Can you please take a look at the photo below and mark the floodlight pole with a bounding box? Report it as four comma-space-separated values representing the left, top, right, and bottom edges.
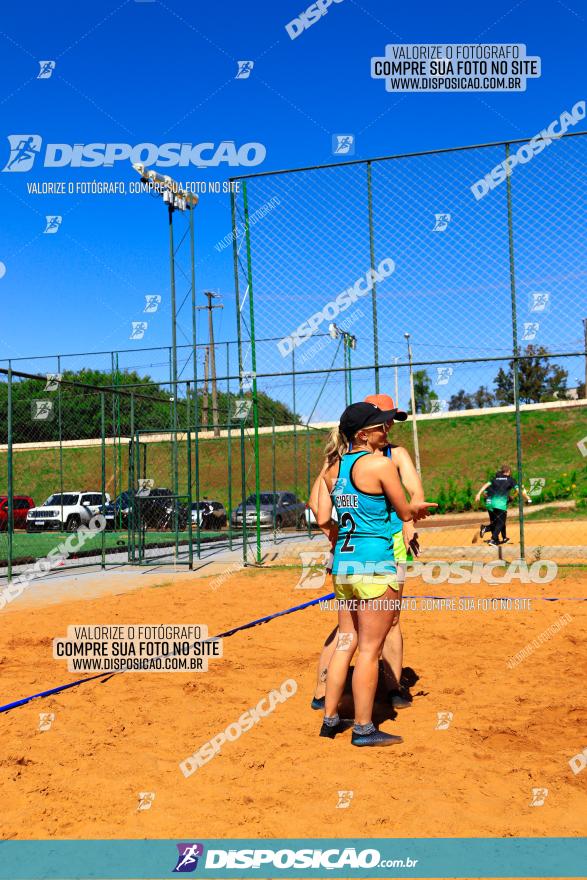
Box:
168, 203, 179, 499
405, 332, 421, 475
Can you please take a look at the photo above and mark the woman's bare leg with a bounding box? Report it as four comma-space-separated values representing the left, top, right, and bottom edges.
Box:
352, 596, 395, 726
324, 607, 358, 718
314, 626, 338, 700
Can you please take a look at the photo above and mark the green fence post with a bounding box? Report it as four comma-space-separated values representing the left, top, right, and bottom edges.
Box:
242, 180, 262, 564
367, 161, 380, 393
100, 392, 106, 571
292, 348, 298, 496
57, 355, 64, 535
187, 423, 193, 572
272, 417, 276, 542
128, 393, 135, 563
231, 189, 244, 389
7, 366, 13, 584
505, 142, 526, 560
239, 421, 247, 565
226, 341, 233, 551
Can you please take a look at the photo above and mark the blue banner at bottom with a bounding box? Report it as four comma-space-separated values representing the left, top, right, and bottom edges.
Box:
0, 838, 584, 879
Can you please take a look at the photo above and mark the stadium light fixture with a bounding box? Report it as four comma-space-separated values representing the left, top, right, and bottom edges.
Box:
131, 162, 200, 504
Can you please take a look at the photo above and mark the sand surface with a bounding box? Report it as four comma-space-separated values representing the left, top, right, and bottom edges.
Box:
0, 564, 585, 846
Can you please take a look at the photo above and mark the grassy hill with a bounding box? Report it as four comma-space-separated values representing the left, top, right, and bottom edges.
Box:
2, 405, 586, 514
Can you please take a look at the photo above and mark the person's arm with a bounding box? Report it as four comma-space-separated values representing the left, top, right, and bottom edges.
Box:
391, 447, 424, 554
475, 481, 491, 502
376, 459, 437, 522
315, 475, 336, 536
392, 447, 424, 502
308, 462, 327, 518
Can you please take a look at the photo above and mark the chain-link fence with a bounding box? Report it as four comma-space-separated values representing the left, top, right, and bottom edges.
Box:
230, 132, 587, 565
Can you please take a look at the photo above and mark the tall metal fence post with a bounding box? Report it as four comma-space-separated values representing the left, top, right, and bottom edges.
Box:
505, 142, 526, 560
57, 355, 64, 533
231, 189, 244, 390
240, 421, 247, 566
242, 180, 262, 564
128, 393, 135, 563
226, 342, 233, 551
7, 367, 13, 584
366, 161, 380, 393
187, 422, 193, 572
100, 392, 106, 570
292, 348, 298, 495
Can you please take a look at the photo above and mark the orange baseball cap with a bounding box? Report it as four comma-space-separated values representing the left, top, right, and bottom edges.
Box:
364, 393, 407, 420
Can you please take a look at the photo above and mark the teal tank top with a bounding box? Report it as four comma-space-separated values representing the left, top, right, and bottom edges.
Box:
348, 442, 403, 535
331, 450, 396, 579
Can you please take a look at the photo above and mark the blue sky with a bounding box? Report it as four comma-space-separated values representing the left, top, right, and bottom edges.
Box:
0, 0, 585, 416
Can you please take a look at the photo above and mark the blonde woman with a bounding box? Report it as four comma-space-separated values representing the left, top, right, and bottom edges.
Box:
310, 394, 424, 710
316, 402, 436, 746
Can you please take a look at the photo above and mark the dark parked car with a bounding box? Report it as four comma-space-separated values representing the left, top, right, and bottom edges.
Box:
231, 492, 306, 529
102, 488, 188, 531
191, 500, 227, 530
0, 495, 35, 530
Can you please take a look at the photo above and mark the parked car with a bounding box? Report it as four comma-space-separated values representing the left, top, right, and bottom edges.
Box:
26, 491, 110, 532
231, 492, 306, 529
0, 495, 35, 530
191, 500, 228, 530
102, 488, 188, 531
304, 501, 338, 529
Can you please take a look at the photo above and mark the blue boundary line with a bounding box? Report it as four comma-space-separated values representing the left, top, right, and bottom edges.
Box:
0, 592, 336, 715
0, 589, 584, 715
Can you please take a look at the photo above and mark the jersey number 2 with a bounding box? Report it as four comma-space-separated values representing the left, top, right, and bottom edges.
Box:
340, 512, 356, 553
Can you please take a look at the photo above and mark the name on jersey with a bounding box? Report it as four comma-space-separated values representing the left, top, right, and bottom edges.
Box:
335, 494, 358, 508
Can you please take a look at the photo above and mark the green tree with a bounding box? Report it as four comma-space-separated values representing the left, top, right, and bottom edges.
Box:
448, 389, 473, 410
493, 345, 569, 405
407, 370, 438, 414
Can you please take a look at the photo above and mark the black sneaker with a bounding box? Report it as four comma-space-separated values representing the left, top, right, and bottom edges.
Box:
319, 719, 353, 739
487, 539, 499, 546
311, 696, 325, 711
351, 728, 403, 747
500, 537, 510, 545
480, 524, 488, 537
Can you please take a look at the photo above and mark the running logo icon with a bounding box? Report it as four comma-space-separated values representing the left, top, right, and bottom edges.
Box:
332, 134, 355, 156
432, 213, 451, 232
44, 373, 62, 392
233, 398, 252, 420
137, 792, 155, 811
144, 294, 161, 313
173, 843, 204, 873
44, 216, 62, 234
435, 711, 453, 730
528, 477, 546, 497
130, 321, 148, 340
3, 135, 42, 172
236, 61, 254, 79
37, 60, 56, 79
523, 322, 539, 341
31, 400, 54, 421
436, 366, 453, 386
38, 712, 55, 731
297, 551, 329, 589
529, 787, 548, 807
530, 292, 550, 313
336, 790, 354, 809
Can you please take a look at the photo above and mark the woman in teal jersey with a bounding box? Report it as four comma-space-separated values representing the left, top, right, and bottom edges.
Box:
316, 402, 436, 747
310, 393, 423, 710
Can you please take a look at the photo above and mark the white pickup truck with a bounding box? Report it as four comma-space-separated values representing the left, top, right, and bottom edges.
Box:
26, 491, 110, 533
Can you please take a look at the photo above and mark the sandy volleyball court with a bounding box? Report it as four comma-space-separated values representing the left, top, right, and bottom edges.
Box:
0, 562, 585, 845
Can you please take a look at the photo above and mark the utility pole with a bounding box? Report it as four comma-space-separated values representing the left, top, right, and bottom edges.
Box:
202, 347, 209, 429
404, 332, 421, 475
196, 292, 223, 437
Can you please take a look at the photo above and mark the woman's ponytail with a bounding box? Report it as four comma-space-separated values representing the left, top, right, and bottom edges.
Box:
324, 426, 348, 468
